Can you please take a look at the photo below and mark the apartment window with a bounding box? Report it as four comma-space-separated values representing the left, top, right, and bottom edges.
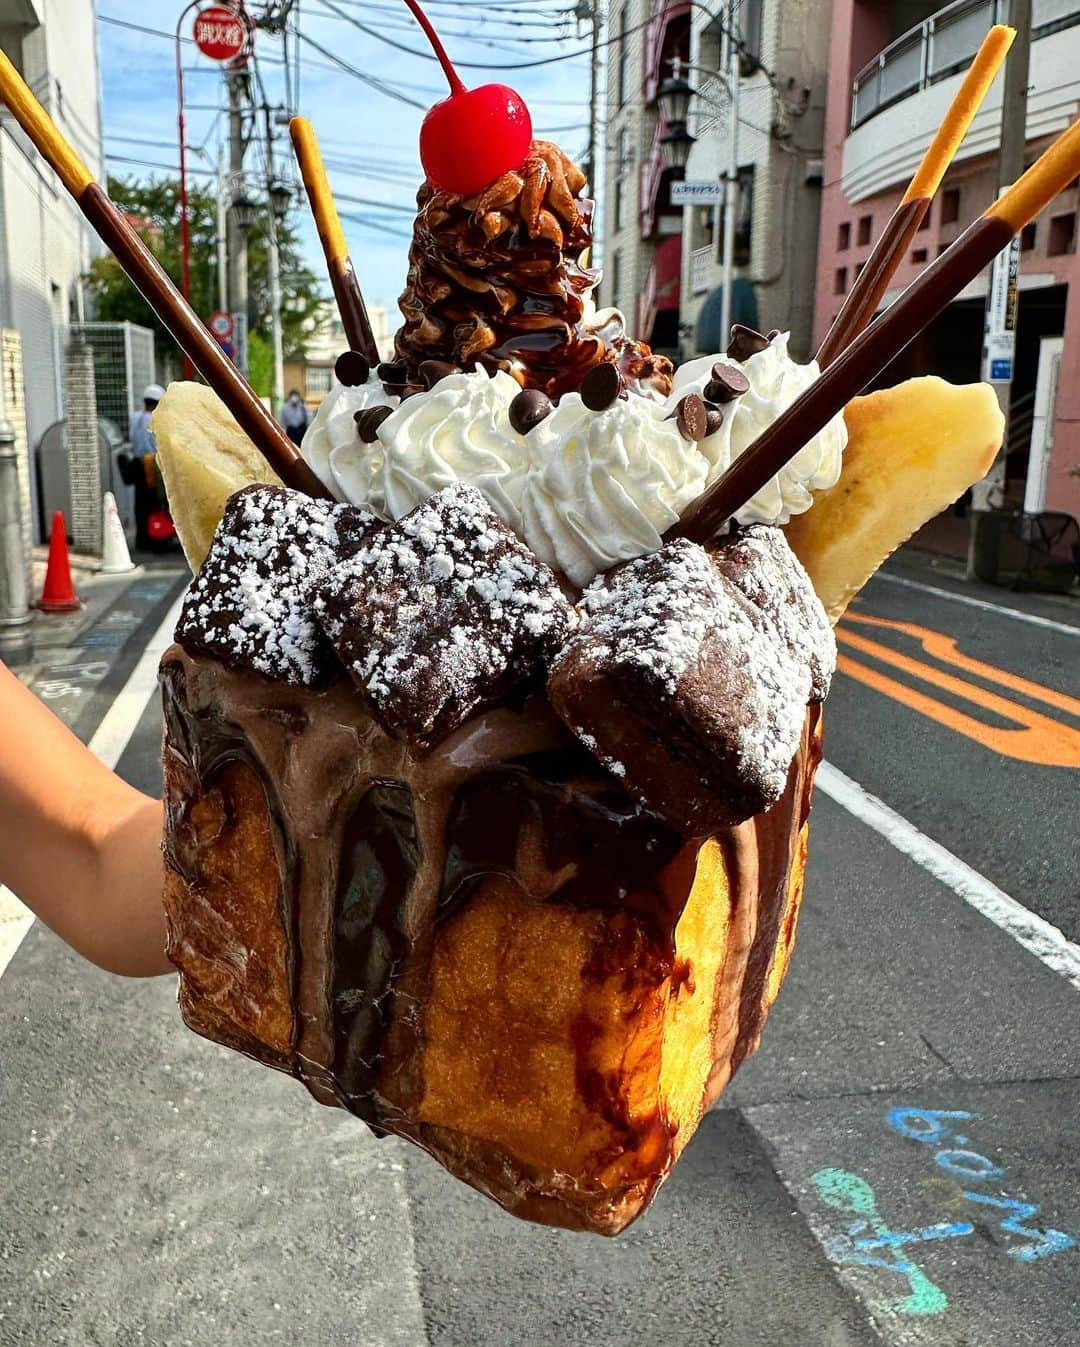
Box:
837, 221, 851, 251
613, 176, 624, 232
941, 187, 961, 225
834, 267, 848, 296
609, 249, 622, 308
1048, 213, 1076, 256
307, 366, 332, 395
740, 0, 763, 69
734, 165, 754, 266
616, 5, 629, 108
1020, 222, 1037, 252
854, 260, 866, 277
857, 214, 873, 246
911, 247, 928, 263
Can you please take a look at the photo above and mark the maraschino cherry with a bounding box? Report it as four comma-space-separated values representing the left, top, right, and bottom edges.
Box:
402, 0, 532, 197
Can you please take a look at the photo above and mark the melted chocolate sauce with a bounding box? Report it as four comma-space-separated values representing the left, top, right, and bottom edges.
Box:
161, 649, 819, 1229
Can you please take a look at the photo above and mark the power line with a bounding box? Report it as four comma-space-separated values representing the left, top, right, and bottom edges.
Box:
311, 0, 652, 71
295, 30, 428, 108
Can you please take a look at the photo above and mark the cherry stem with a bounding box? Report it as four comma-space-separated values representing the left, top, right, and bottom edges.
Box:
401, 0, 467, 97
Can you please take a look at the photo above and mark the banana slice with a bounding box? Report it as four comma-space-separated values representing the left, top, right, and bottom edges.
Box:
785, 377, 1003, 623
153, 382, 282, 571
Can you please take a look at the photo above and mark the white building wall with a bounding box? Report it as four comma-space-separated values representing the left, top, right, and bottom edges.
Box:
679, 0, 829, 361
601, 0, 655, 326
0, 0, 102, 539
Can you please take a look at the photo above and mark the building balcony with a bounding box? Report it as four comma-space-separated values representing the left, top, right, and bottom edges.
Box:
844, 0, 1080, 200
638, 119, 685, 238
643, 0, 690, 105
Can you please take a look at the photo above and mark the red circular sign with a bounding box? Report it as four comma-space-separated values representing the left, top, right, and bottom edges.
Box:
192, 6, 247, 62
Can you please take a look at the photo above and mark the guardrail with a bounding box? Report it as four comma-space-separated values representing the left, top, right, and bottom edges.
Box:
851, 0, 1080, 130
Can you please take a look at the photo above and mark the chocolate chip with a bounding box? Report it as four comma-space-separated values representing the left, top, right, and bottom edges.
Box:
704, 363, 750, 404
335, 350, 370, 387
727, 324, 771, 362
355, 405, 393, 443
580, 362, 622, 411
675, 393, 708, 442
376, 360, 408, 387
704, 406, 724, 437
418, 359, 459, 389
477, 353, 508, 378
508, 387, 552, 435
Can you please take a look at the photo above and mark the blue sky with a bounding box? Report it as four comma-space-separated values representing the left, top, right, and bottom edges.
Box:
97, 1, 600, 321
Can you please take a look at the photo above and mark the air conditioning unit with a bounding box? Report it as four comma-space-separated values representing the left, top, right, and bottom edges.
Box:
804, 157, 824, 187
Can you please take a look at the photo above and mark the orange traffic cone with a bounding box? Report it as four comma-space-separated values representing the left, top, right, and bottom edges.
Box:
37, 510, 81, 612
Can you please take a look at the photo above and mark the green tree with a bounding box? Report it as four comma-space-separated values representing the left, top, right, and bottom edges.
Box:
84, 175, 325, 386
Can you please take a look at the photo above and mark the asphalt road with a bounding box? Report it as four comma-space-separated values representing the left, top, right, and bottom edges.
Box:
1, 553, 1077, 1347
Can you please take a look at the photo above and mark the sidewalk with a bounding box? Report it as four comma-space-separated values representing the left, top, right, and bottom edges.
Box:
9, 546, 189, 729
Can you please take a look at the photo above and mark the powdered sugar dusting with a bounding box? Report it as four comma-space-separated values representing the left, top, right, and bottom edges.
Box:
711, 524, 835, 700
317, 483, 575, 745
176, 485, 377, 686
551, 537, 811, 820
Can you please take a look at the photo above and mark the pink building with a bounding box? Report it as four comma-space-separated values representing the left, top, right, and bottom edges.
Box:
815, 0, 1080, 525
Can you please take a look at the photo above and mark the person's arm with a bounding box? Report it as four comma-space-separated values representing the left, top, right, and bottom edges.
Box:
0, 662, 172, 976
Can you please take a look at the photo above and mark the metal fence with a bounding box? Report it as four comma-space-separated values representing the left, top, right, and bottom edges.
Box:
68, 322, 156, 439
851, 0, 1080, 129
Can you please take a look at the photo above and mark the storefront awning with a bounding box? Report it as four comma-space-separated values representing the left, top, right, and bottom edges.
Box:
695, 279, 759, 353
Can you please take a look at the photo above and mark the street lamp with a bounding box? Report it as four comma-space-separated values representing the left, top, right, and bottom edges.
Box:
658, 74, 695, 128
231, 187, 259, 232
659, 44, 741, 350
659, 122, 695, 173
269, 178, 292, 221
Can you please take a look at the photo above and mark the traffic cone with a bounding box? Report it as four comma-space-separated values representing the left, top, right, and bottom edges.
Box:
100, 491, 135, 574
37, 510, 81, 612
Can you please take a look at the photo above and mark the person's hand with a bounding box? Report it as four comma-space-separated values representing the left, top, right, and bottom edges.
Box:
0, 661, 172, 976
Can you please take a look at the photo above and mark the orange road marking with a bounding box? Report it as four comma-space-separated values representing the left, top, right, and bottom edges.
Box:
836, 617, 1080, 768
845, 612, 1080, 718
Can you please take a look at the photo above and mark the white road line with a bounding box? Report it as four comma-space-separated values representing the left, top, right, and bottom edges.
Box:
0, 595, 184, 982
818, 760, 1080, 992
876, 572, 1080, 637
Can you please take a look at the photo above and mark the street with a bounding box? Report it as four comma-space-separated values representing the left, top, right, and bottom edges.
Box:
0, 552, 1077, 1347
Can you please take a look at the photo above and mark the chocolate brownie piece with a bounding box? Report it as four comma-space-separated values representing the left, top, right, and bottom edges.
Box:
710, 524, 835, 700
175, 485, 378, 686
316, 483, 575, 749
548, 538, 810, 835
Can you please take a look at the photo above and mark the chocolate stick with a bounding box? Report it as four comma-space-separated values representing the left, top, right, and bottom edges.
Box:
674, 115, 1080, 546
0, 51, 331, 500
816, 25, 1014, 369
290, 118, 379, 367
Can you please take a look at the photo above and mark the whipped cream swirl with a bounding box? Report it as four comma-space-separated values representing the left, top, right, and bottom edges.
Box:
670, 332, 846, 524
300, 333, 846, 586
302, 378, 398, 500
521, 393, 706, 586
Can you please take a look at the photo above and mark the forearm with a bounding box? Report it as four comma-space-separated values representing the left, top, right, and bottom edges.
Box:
0, 662, 172, 977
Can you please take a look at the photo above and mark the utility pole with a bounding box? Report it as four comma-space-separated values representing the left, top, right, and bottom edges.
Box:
969, 0, 1031, 581
216, 143, 228, 316
227, 65, 250, 377
719, 0, 740, 344
584, 0, 601, 193
263, 104, 286, 419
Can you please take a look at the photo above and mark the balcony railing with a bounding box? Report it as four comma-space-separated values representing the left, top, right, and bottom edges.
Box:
851, 0, 1080, 130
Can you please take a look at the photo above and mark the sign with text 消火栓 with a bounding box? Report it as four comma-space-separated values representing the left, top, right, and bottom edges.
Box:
193, 6, 247, 62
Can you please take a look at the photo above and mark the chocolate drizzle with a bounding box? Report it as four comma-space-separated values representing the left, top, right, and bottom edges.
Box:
160, 648, 820, 1234
392, 140, 673, 401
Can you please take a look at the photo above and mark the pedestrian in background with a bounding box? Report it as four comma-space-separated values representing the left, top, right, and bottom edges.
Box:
119, 383, 168, 551
281, 388, 309, 446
